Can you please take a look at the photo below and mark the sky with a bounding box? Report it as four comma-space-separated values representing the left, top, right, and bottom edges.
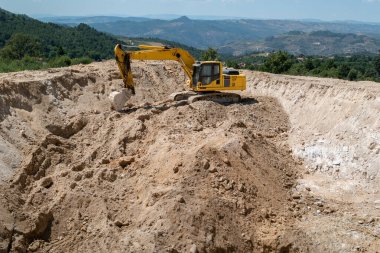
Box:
1, 0, 380, 23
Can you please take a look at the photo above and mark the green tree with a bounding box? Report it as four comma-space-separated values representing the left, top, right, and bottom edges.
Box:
348, 69, 358, 81
338, 64, 350, 79
0, 33, 42, 59
375, 51, 380, 76
226, 60, 239, 69
262, 51, 294, 74
304, 58, 314, 71
201, 48, 219, 61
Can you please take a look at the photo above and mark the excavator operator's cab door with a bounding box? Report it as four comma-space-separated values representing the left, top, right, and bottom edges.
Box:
192, 62, 221, 91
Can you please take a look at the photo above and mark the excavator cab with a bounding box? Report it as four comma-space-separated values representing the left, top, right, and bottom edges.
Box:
191, 62, 245, 92
192, 62, 222, 90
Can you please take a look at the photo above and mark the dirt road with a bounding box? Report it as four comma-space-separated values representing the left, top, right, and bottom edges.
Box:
0, 61, 379, 252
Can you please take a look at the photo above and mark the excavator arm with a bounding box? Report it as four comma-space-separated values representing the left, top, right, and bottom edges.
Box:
114, 44, 196, 94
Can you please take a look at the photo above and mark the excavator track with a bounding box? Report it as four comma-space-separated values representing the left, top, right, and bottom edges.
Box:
169, 91, 198, 101
170, 91, 241, 104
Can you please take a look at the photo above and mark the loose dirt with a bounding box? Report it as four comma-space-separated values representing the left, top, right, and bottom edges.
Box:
0, 60, 379, 253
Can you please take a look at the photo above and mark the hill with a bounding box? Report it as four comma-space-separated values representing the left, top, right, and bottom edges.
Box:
0, 8, 120, 62
86, 16, 380, 49
219, 31, 380, 56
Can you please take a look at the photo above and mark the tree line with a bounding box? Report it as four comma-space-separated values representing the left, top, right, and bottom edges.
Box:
225, 50, 380, 82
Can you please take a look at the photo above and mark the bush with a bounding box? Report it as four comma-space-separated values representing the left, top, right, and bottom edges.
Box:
48, 56, 72, 68
262, 51, 294, 74
201, 48, 219, 61
71, 57, 93, 65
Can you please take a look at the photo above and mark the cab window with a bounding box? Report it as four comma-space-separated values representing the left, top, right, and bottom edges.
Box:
200, 63, 220, 85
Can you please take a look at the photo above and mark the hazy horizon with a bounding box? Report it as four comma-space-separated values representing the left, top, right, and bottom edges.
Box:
1, 0, 380, 23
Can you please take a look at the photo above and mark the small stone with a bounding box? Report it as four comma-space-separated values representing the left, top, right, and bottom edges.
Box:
201, 159, 210, 170
177, 195, 186, 203
20, 130, 27, 138
101, 159, 110, 164
84, 170, 94, 179
40, 177, 53, 188
114, 220, 124, 228
238, 183, 246, 192
28, 240, 41, 252
119, 156, 135, 168
368, 142, 377, 150
70, 182, 77, 189
74, 174, 82, 182
315, 201, 324, 207
208, 167, 218, 173
189, 244, 198, 253
222, 157, 231, 166
292, 194, 301, 199
71, 162, 85, 172
305, 187, 311, 191
173, 166, 179, 173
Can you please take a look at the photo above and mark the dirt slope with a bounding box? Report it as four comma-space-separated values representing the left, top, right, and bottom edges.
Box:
245, 71, 380, 252
0, 60, 379, 253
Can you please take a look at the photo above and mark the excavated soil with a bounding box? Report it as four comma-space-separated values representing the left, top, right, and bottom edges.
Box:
0, 60, 379, 253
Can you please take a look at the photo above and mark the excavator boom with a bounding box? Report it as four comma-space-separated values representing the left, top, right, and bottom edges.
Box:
114, 44, 196, 93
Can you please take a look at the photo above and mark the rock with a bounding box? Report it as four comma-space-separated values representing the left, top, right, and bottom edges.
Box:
109, 89, 131, 111
114, 220, 127, 228
119, 156, 135, 168
101, 159, 110, 165
173, 166, 179, 173
222, 157, 231, 166
292, 193, 301, 199
71, 162, 85, 172
99, 169, 117, 182
189, 244, 198, 253
208, 167, 218, 173
12, 235, 27, 253
201, 159, 210, 170
28, 240, 42, 252
315, 201, 324, 207
177, 195, 186, 204
40, 177, 53, 188
238, 183, 246, 192
84, 170, 94, 179
74, 174, 82, 182
70, 182, 77, 189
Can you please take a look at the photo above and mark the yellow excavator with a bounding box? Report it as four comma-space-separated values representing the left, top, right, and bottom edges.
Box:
111, 44, 246, 108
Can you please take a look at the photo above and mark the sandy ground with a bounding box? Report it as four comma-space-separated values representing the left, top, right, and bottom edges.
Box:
0, 60, 379, 252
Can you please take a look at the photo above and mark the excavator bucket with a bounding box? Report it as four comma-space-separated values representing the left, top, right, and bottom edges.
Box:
114, 44, 135, 94
110, 44, 135, 110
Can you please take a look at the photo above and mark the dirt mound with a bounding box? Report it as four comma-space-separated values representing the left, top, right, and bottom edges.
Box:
1, 60, 379, 252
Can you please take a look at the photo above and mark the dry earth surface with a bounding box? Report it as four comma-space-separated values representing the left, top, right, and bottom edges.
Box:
0, 60, 379, 253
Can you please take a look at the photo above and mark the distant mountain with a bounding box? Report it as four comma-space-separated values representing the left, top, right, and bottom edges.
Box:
0, 8, 120, 59
219, 31, 380, 56
121, 37, 203, 59
38, 16, 150, 25
86, 16, 380, 50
